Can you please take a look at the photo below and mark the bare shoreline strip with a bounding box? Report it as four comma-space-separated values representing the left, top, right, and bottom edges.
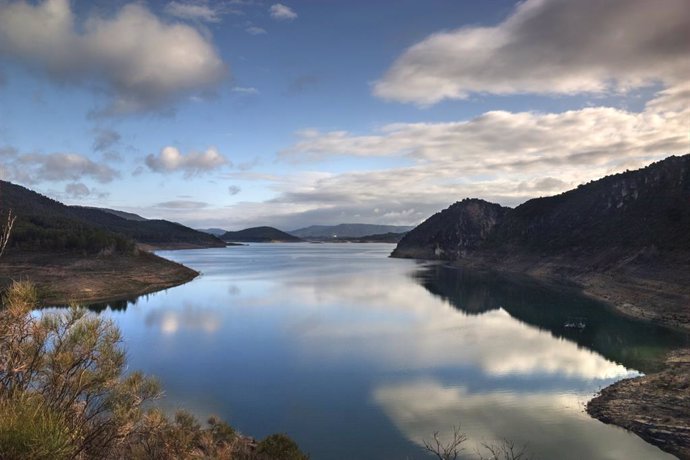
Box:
0, 250, 200, 306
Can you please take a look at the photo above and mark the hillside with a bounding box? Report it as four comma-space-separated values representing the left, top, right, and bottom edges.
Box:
392, 154, 690, 330
0, 180, 225, 252
221, 226, 302, 243
290, 223, 413, 239
395, 156, 690, 259
81, 207, 148, 222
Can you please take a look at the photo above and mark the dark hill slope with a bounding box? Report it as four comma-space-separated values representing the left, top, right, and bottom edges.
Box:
221, 226, 302, 243
391, 199, 510, 259
394, 155, 690, 259
491, 155, 690, 252
0, 180, 224, 252
392, 154, 690, 332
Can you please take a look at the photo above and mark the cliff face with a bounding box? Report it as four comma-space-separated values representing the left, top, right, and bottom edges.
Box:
391, 199, 509, 259
393, 155, 690, 260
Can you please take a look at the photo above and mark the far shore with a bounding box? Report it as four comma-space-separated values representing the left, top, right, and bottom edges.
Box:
0, 249, 199, 306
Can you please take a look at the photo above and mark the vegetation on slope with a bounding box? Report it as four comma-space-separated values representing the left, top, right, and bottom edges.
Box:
394, 155, 690, 259
0, 180, 224, 254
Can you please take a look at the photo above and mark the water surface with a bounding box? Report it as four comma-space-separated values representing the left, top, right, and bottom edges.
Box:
90, 243, 687, 459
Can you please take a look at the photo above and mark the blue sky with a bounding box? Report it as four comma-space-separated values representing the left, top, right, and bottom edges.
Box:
0, 0, 688, 230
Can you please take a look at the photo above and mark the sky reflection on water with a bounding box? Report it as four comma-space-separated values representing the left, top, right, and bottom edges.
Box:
91, 243, 682, 459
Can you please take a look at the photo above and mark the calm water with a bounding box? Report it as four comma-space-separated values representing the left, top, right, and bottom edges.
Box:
88, 243, 687, 459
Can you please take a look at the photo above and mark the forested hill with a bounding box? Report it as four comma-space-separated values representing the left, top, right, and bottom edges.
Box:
0, 180, 225, 253
221, 226, 302, 242
393, 154, 690, 259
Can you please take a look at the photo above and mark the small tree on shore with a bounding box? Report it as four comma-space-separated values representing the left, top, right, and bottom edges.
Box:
0, 209, 16, 259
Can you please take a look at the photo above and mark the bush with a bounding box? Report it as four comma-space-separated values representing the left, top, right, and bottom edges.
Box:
257, 433, 309, 460
0, 395, 75, 460
0, 281, 305, 459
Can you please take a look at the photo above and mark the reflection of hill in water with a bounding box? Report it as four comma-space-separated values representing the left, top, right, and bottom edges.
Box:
415, 264, 689, 373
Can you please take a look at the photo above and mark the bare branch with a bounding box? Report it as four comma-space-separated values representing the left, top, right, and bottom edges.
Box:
0, 209, 16, 259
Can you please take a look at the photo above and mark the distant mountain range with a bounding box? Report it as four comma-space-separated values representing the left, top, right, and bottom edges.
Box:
0, 181, 225, 253
197, 228, 227, 237
393, 155, 690, 259
221, 226, 302, 243
289, 223, 413, 239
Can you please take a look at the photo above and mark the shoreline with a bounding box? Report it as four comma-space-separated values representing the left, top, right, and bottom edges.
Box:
0, 249, 199, 306
424, 252, 690, 459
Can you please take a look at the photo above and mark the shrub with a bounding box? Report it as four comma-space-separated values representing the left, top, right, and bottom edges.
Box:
0, 281, 305, 459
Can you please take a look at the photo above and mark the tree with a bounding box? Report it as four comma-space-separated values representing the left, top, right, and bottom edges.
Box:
0, 209, 16, 258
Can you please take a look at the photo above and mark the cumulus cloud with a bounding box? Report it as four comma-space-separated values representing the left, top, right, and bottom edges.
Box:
145, 146, 229, 177
269, 3, 297, 21
374, 0, 690, 105
0, 148, 119, 185
0, 0, 227, 115
228, 185, 241, 195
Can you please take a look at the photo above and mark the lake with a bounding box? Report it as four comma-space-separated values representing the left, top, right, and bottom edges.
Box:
89, 243, 687, 459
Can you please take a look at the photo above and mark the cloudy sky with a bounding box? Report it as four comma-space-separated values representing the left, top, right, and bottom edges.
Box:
0, 0, 688, 230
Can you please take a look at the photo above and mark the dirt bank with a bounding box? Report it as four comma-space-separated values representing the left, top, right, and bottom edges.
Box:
0, 250, 198, 306
587, 350, 690, 460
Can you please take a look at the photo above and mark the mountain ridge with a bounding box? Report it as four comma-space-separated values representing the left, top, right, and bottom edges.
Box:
290, 223, 414, 239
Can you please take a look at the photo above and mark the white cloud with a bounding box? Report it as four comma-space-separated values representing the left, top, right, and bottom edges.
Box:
374, 0, 690, 105
269, 3, 297, 21
231, 86, 259, 95
0, 0, 227, 115
145, 146, 229, 177
0, 149, 119, 185
246, 26, 267, 35
165, 1, 232, 23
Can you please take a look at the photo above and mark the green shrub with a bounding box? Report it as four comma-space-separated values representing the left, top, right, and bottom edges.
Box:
257, 433, 309, 460
0, 394, 75, 460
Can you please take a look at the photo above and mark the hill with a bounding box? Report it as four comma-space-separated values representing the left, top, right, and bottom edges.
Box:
221, 226, 302, 243
0, 180, 225, 253
332, 232, 408, 243
290, 223, 413, 239
392, 154, 690, 330
81, 207, 148, 222
197, 228, 227, 236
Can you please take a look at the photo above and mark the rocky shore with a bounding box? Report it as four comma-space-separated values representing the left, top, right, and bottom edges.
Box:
587, 350, 690, 460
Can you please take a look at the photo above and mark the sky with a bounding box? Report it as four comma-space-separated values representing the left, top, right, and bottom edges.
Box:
0, 0, 688, 231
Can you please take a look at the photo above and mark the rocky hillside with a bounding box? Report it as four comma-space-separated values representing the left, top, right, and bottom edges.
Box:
393, 155, 690, 259
391, 199, 509, 259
